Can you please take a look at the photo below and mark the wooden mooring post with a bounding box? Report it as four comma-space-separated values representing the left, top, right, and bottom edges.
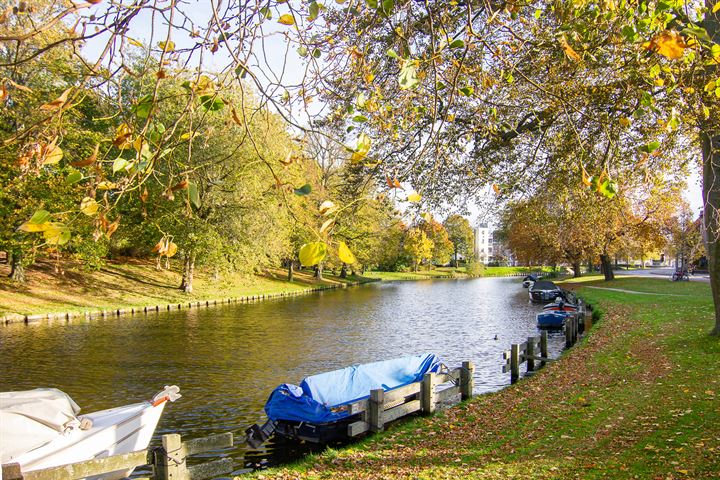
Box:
503, 331, 551, 384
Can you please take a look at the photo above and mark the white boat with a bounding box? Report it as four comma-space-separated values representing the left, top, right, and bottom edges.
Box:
1, 386, 180, 478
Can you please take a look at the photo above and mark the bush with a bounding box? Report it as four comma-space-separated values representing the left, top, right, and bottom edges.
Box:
466, 260, 485, 276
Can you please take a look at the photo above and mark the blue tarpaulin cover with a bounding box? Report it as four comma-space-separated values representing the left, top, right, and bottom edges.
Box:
264, 354, 442, 424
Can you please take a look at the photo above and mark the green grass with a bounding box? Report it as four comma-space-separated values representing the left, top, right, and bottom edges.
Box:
367, 265, 552, 281
0, 260, 375, 318
252, 276, 720, 479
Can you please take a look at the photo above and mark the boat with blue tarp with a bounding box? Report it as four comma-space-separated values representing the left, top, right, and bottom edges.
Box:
245, 354, 443, 447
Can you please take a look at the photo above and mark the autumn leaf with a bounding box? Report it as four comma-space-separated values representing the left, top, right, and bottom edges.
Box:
559, 35, 582, 62
351, 133, 371, 162
647, 30, 687, 60
278, 14, 295, 25
105, 219, 120, 238
43, 144, 63, 165
43, 223, 71, 245
165, 242, 178, 257
40, 87, 72, 111
299, 241, 327, 266
407, 192, 422, 202
17, 209, 51, 232
158, 40, 175, 52
385, 175, 403, 189
492, 183, 501, 195
320, 218, 335, 234
72, 144, 99, 167
581, 165, 592, 187
80, 197, 99, 216
338, 241, 357, 264
231, 107, 242, 125
113, 123, 133, 149
319, 200, 337, 215
170, 179, 189, 191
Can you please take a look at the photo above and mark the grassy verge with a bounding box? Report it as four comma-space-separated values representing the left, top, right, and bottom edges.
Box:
367, 266, 552, 281
0, 260, 374, 318
252, 275, 720, 479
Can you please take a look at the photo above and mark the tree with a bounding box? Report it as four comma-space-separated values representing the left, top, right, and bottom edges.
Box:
443, 215, 475, 267
419, 218, 453, 266
403, 228, 433, 272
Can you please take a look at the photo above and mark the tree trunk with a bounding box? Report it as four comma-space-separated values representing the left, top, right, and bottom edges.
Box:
572, 261, 582, 278
340, 263, 347, 278
315, 262, 323, 280
454, 247, 458, 267
288, 261, 294, 282
9, 250, 25, 283
701, 131, 720, 335
600, 253, 615, 281
587, 257, 593, 273
180, 251, 195, 293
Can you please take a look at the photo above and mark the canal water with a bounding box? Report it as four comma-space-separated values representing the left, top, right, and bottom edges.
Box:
0, 277, 564, 473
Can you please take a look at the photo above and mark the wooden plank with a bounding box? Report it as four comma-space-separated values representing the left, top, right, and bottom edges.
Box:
383, 382, 421, 404
2, 463, 23, 480
383, 399, 421, 423
526, 336, 536, 372
347, 399, 368, 415
187, 458, 234, 480
22, 450, 149, 480
184, 433, 233, 456
460, 361, 474, 400
510, 344, 520, 384
347, 420, 370, 437
156, 434, 189, 480
435, 369, 460, 384
369, 389, 384, 432
421, 372, 437, 414
436, 386, 460, 404
522, 354, 555, 362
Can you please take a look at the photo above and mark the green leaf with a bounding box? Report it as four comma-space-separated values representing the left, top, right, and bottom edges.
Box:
188, 182, 201, 208
299, 241, 327, 266
399, 59, 420, 90
381, 0, 393, 15
366, 0, 378, 8
387, 49, 400, 59
199, 95, 225, 112
30, 209, 51, 225
338, 241, 357, 264
132, 94, 153, 119
356, 92, 367, 108
312, 48, 322, 58
598, 180, 618, 199
235, 63, 249, 79
352, 115, 368, 122
65, 171, 83, 185
640, 141, 661, 153
459, 86, 474, 96
260, 6, 272, 19
113, 158, 129, 173
449, 39, 465, 49
309, 1, 320, 21
298, 46, 308, 57
294, 183, 312, 195
43, 223, 71, 245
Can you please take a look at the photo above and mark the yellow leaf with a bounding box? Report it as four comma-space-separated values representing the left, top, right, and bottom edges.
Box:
320, 218, 335, 234
128, 38, 143, 47
80, 197, 99, 216
158, 40, 175, 52
351, 132, 371, 162
40, 87, 72, 111
581, 165, 592, 187
17, 222, 50, 233
299, 241, 327, 266
338, 241, 357, 264
648, 30, 687, 60
43, 145, 63, 165
166, 242, 178, 258
278, 14, 295, 25
421, 212, 433, 223
43, 223, 71, 245
113, 123, 133, 149
407, 192, 422, 202
492, 183, 501, 195
97, 181, 117, 190
619, 116, 631, 127
714, 1, 720, 13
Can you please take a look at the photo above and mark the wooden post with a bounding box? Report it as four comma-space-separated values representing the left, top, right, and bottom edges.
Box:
369, 388, 384, 432
421, 372, 438, 413
540, 331, 548, 368
526, 336, 536, 372
155, 433, 189, 480
565, 320, 572, 348
510, 344, 520, 384
460, 361, 474, 400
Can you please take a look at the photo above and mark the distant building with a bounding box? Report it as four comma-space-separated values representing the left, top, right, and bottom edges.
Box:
490, 231, 516, 266
474, 224, 492, 264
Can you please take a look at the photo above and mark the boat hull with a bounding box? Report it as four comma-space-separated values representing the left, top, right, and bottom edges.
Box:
537, 311, 571, 329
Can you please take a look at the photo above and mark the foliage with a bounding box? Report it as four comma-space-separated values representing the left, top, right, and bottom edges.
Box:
402, 228, 433, 272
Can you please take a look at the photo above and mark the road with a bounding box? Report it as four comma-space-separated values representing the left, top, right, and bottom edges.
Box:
614, 267, 710, 283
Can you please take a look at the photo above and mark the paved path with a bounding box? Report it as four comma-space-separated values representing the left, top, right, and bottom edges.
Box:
614, 267, 710, 283
585, 286, 688, 296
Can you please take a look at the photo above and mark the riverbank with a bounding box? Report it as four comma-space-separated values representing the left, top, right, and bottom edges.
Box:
368, 266, 551, 281
250, 276, 720, 479
0, 260, 375, 323
0, 262, 548, 323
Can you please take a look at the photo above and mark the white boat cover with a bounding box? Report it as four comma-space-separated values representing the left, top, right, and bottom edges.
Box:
0, 388, 85, 463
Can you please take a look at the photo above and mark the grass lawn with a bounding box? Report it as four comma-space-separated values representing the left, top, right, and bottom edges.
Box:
251, 275, 720, 479
367, 265, 552, 281
0, 259, 373, 318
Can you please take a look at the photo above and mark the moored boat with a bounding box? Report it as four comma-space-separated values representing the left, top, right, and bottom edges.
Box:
245, 354, 443, 447
522, 274, 538, 288
528, 280, 562, 303
0, 385, 180, 478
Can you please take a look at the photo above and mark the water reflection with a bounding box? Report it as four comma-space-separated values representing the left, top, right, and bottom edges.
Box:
0, 277, 563, 473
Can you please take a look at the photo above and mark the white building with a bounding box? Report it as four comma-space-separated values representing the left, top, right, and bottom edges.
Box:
474, 224, 492, 264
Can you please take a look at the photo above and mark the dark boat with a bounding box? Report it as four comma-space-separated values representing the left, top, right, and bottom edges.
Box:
528, 280, 562, 303
522, 274, 538, 288
537, 310, 571, 329
245, 354, 442, 448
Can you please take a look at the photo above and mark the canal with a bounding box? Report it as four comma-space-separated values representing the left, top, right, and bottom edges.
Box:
0, 276, 565, 473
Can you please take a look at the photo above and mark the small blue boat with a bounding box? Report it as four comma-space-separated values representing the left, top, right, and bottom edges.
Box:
246, 354, 442, 447
537, 311, 573, 329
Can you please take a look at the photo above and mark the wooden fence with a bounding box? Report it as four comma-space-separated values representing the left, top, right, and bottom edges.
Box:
346, 362, 474, 436
502, 301, 590, 383
2, 432, 234, 480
